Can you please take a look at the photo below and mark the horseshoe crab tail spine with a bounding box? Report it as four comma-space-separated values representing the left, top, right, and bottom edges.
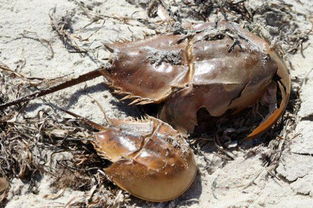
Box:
0, 68, 105, 110
47, 104, 108, 131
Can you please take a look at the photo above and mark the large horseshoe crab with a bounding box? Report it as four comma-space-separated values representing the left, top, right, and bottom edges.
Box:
0, 21, 291, 202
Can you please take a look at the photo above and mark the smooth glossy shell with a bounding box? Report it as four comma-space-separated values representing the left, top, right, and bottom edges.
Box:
101, 22, 290, 135
93, 117, 197, 202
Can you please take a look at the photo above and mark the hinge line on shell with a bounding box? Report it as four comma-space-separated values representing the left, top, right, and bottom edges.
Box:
127, 123, 159, 160
186, 37, 195, 84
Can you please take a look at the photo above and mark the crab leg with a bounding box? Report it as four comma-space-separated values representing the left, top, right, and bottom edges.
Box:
0, 68, 104, 110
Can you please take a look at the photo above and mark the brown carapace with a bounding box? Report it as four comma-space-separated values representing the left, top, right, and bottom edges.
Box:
0, 21, 291, 202
102, 22, 290, 137
93, 117, 196, 202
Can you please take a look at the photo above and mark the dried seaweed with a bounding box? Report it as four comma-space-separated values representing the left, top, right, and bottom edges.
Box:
49, 8, 87, 54
0, 69, 132, 207
127, 0, 310, 56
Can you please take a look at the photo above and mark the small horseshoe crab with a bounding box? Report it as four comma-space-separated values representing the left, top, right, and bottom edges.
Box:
0, 21, 290, 202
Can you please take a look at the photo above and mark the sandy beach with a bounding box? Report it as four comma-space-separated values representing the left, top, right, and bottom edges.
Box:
1, 0, 313, 207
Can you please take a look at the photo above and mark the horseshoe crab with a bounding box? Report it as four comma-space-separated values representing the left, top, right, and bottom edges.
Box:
93, 116, 197, 202
101, 22, 290, 137
0, 21, 291, 201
